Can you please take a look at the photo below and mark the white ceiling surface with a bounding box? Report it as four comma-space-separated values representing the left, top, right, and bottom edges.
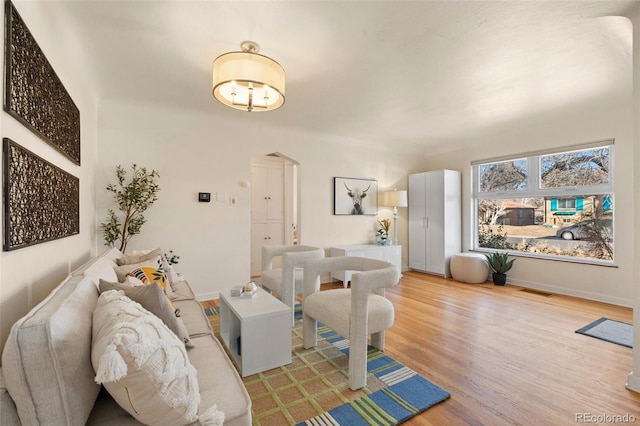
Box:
37, 1, 637, 150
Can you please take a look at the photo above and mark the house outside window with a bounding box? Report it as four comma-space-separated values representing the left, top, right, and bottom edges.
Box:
472, 141, 614, 262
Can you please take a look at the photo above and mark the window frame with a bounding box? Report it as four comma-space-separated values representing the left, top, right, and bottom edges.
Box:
471, 140, 615, 265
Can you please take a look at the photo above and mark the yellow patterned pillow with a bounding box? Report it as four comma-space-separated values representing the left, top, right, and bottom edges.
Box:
128, 266, 168, 288
113, 257, 175, 304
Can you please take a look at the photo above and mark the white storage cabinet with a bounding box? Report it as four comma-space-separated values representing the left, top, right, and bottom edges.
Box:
330, 244, 402, 287
408, 170, 461, 277
250, 159, 285, 275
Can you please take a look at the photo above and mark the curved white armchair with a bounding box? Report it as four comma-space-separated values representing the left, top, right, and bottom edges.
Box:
261, 245, 325, 326
302, 256, 400, 390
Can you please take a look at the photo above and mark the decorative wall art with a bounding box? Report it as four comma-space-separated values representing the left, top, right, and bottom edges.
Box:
333, 177, 378, 216
4, 1, 81, 165
3, 138, 80, 251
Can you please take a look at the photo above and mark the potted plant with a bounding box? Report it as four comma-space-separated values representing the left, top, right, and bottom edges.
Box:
485, 251, 516, 286
100, 164, 160, 252
376, 219, 391, 245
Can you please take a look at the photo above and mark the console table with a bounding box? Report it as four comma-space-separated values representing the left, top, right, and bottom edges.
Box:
219, 287, 292, 376
329, 244, 402, 287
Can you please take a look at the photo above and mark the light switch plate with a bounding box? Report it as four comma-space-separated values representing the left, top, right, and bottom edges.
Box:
216, 192, 228, 202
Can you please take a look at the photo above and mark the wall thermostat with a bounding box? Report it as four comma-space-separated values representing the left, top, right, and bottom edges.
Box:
198, 192, 211, 202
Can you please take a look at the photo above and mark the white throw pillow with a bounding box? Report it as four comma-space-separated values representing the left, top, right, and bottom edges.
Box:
115, 248, 162, 265
91, 291, 223, 426
97, 282, 190, 347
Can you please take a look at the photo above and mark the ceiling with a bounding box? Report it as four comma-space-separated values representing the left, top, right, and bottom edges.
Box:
31, 0, 638, 151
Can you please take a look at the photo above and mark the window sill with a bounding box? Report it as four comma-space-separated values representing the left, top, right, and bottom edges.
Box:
471, 248, 618, 268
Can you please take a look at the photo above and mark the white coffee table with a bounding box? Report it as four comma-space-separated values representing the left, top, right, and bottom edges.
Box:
219, 287, 292, 377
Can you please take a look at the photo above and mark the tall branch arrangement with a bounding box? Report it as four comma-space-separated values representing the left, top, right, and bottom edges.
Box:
100, 164, 160, 252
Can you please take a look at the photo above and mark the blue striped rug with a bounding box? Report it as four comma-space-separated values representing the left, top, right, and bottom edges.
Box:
300, 325, 450, 426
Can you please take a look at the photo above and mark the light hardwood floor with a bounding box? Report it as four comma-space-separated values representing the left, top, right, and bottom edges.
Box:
205, 271, 640, 425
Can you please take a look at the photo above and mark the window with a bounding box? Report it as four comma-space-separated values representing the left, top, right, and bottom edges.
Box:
473, 141, 614, 262
478, 159, 527, 192
556, 198, 576, 209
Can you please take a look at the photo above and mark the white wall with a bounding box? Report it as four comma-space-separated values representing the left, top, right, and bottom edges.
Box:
97, 99, 423, 299
626, 4, 640, 394
0, 2, 98, 354
419, 52, 634, 306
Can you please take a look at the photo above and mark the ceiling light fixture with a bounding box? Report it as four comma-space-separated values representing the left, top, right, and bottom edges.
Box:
212, 41, 285, 112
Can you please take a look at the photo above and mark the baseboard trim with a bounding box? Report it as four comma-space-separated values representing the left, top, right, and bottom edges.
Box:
507, 277, 633, 308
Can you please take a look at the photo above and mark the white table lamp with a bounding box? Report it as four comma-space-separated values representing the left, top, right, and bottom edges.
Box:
382, 190, 408, 245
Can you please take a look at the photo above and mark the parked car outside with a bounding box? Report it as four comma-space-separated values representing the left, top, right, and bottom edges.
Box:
555, 219, 613, 240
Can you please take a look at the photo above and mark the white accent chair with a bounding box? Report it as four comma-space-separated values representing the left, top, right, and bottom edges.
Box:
302, 256, 400, 390
260, 245, 325, 326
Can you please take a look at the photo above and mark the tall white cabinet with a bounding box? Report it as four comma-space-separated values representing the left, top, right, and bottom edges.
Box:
251, 159, 285, 276
408, 170, 461, 277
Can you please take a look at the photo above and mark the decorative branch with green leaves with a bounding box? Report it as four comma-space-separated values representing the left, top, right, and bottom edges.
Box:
100, 164, 160, 252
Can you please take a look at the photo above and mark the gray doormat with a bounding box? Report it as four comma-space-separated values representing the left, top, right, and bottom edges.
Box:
575, 317, 632, 348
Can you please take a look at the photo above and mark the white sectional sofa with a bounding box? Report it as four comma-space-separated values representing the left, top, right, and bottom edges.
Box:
0, 248, 251, 426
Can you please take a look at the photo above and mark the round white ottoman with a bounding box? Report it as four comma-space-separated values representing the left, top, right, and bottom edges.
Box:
450, 253, 490, 284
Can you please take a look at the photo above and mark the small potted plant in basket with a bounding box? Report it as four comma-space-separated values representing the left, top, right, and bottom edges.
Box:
485, 251, 516, 286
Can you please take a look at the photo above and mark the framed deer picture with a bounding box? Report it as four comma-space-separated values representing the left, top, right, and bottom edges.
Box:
334, 177, 378, 216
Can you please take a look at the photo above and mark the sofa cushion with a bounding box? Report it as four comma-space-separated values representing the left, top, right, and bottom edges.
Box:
1, 275, 101, 425
98, 281, 191, 347
71, 247, 122, 277
173, 299, 214, 337
91, 291, 222, 426
188, 335, 252, 426
0, 368, 20, 425
87, 388, 147, 425
172, 279, 196, 301
72, 249, 121, 285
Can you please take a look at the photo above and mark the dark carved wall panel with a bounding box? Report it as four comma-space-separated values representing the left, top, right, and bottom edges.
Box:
4, 2, 81, 165
3, 139, 80, 251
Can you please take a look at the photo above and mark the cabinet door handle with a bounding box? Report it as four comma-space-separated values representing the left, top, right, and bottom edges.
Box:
423, 216, 429, 229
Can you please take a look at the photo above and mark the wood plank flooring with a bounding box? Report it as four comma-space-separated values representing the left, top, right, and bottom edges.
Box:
203, 271, 640, 425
